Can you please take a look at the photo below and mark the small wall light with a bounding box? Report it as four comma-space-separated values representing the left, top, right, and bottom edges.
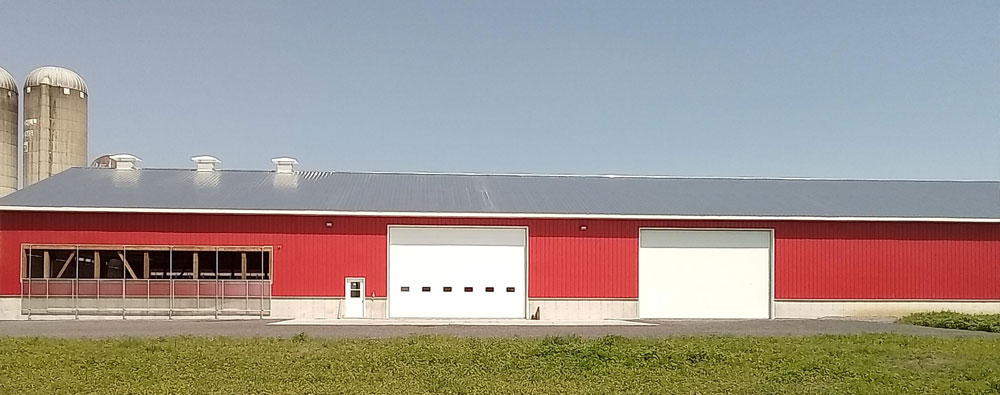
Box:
579, 225, 588, 231
325, 221, 334, 228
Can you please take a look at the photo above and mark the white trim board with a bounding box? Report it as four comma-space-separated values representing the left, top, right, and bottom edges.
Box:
0, 205, 996, 223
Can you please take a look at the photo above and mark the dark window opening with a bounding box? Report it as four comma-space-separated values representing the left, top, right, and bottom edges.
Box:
24, 247, 271, 280
443, 287, 452, 292
76, 250, 96, 279
421, 287, 431, 292
25, 250, 45, 279
485, 287, 494, 292
47, 250, 75, 278
506, 287, 515, 292
195, 251, 218, 280
217, 251, 244, 280
170, 251, 196, 279
245, 251, 271, 279
146, 251, 171, 279
124, 251, 146, 279
98, 250, 124, 279
24, 249, 77, 279
400, 286, 409, 292
464, 287, 473, 292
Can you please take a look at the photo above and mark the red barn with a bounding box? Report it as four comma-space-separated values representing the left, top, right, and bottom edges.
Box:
1, 155, 997, 320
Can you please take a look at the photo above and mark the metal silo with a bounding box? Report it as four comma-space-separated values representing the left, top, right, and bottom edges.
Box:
0, 67, 16, 196
22, 66, 88, 187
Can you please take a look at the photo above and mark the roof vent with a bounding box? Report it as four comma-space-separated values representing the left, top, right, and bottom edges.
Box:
109, 154, 141, 170
191, 155, 221, 172
271, 157, 298, 174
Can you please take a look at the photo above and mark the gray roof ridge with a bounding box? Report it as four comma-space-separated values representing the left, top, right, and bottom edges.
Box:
341, 170, 1000, 183
75, 166, 1000, 184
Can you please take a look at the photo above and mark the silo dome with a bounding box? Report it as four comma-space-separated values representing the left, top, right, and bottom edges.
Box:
24, 66, 88, 94
0, 66, 15, 91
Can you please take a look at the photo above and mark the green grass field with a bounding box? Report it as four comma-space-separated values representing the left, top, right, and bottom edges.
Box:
0, 334, 998, 394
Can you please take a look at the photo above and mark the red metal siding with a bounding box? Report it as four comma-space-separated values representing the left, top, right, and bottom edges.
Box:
525, 219, 637, 298
773, 221, 1000, 299
1, 212, 998, 300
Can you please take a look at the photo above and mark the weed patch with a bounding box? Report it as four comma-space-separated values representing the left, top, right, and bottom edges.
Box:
900, 311, 1000, 333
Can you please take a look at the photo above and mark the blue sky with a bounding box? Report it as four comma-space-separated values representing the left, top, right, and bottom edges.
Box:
1, 1, 997, 179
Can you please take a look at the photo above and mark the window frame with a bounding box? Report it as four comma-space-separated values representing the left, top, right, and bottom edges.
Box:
20, 244, 274, 281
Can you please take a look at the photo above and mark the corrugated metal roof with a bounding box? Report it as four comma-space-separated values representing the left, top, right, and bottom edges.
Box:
0, 167, 997, 221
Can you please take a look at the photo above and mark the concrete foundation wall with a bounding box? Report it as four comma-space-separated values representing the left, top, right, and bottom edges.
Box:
270, 298, 635, 320
0, 298, 18, 320
271, 298, 340, 319
367, 299, 387, 319
529, 299, 638, 320
6, 297, 383, 320
7, 297, 637, 320
775, 300, 1000, 318
7, 297, 999, 321
271, 298, 387, 319
17, 297, 269, 319
272, 299, 636, 320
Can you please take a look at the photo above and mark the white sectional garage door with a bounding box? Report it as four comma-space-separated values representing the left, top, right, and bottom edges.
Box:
639, 229, 771, 319
388, 227, 527, 318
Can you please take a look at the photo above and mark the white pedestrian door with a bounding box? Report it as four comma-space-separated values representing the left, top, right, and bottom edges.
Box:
388, 227, 527, 318
344, 277, 365, 318
639, 229, 771, 319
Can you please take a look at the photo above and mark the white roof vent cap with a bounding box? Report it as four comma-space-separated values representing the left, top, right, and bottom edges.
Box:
191, 155, 221, 172
271, 157, 298, 174
109, 154, 141, 170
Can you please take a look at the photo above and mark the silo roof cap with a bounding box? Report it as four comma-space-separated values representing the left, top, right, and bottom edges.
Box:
25, 66, 88, 94
0, 66, 15, 92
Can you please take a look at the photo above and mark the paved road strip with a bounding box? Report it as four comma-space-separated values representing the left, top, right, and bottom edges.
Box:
268, 318, 654, 326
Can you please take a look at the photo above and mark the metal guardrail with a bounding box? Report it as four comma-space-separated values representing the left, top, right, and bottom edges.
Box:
21, 245, 272, 319
21, 279, 271, 318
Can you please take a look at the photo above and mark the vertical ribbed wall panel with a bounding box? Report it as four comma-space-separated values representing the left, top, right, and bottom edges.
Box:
773, 221, 1000, 299
526, 219, 638, 298
1, 212, 997, 300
